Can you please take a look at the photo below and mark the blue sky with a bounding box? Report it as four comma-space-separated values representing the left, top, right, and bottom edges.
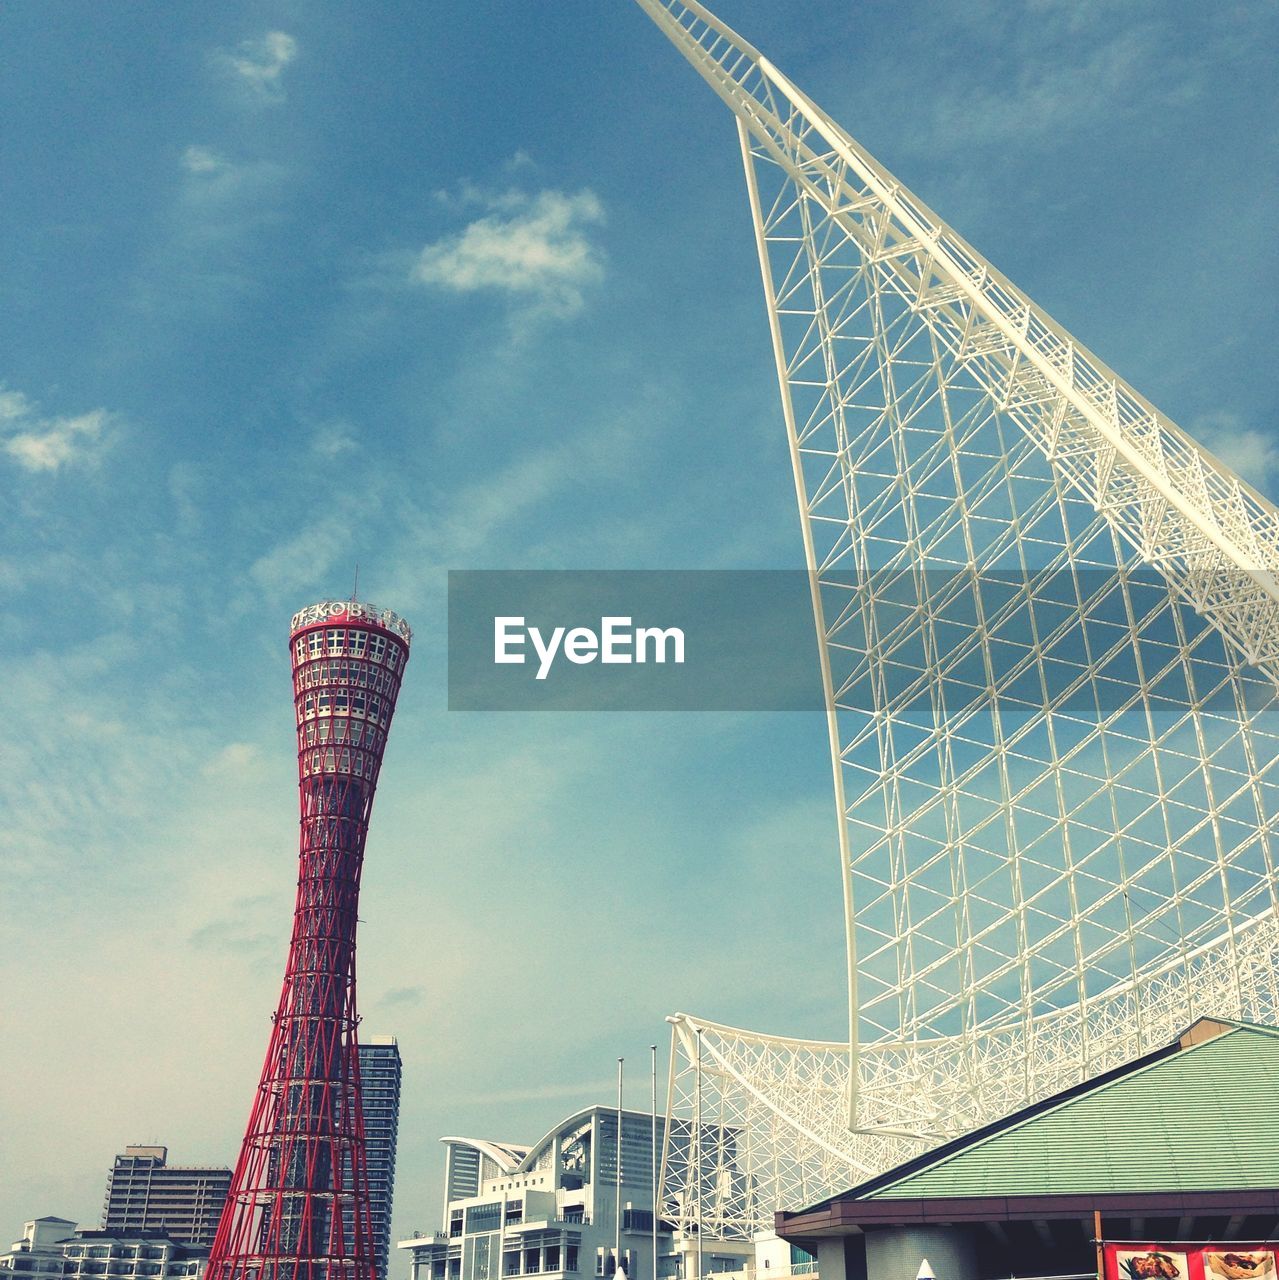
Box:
2, 0, 1276, 1253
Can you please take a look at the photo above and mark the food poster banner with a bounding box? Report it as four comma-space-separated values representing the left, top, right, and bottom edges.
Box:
1104, 1244, 1278, 1280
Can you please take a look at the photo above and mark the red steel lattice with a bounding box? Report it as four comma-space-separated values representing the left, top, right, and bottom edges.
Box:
207, 600, 412, 1280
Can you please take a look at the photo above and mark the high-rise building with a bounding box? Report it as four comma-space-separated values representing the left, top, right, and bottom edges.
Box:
357, 1038, 402, 1280
103, 1147, 231, 1248
205, 600, 412, 1280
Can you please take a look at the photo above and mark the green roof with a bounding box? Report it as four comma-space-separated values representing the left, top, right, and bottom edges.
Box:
865, 1022, 1279, 1200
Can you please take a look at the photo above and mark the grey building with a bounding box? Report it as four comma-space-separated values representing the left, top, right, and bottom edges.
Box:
103, 1146, 230, 1248
360, 1036, 403, 1280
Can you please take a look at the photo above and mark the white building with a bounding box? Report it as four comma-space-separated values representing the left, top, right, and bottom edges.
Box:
399, 1107, 753, 1280
0, 1220, 207, 1280
1, 1219, 78, 1280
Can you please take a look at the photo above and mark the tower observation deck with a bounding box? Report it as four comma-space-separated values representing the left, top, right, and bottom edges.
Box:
206, 600, 412, 1280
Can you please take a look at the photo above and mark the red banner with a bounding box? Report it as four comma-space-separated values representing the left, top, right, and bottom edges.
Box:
1104, 1244, 1278, 1280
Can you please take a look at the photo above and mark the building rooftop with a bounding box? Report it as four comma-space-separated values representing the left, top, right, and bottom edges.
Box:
779, 1017, 1279, 1237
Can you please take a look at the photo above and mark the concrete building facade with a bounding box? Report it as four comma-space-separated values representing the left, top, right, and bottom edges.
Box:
400, 1107, 748, 1280
1, 1219, 208, 1280
102, 1147, 230, 1248
1, 1219, 80, 1280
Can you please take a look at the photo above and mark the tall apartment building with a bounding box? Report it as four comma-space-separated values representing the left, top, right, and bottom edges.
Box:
102, 1147, 230, 1247
359, 1036, 403, 1280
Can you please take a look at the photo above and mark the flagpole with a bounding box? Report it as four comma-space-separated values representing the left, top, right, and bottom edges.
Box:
694, 1029, 703, 1280
650, 1044, 658, 1280
616, 1056, 624, 1273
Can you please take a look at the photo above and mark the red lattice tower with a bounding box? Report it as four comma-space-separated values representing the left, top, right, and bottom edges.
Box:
207, 600, 412, 1280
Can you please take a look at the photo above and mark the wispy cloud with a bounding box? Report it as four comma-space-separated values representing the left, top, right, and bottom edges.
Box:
203, 741, 262, 778
449, 1080, 617, 1107
181, 145, 228, 175
859, 1, 1218, 157
931, 27, 1157, 147
311, 421, 359, 459
114, 144, 290, 323
178, 144, 285, 208
215, 31, 297, 104
1193, 412, 1279, 494
381, 985, 426, 1008
248, 506, 361, 600
1, 386, 113, 472
412, 188, 606, 320
188, 894, 280, 963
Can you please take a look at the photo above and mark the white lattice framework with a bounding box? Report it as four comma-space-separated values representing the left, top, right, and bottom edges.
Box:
636, 0, 1279, 1237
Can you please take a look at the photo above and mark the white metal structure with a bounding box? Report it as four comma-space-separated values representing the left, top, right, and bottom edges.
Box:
636, 0, 1279, 1237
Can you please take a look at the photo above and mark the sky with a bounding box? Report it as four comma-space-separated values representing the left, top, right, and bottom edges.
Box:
2, 0, 1277, 1257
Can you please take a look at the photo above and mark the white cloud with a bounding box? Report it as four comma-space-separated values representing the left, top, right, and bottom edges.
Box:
932, 28, 1154, 147
1, 388, 113, 472
1193, 412, 1279, 493
412, 188, 606, 319
311, 421, 359, 458
181, 144, 229, 175
248, 511, 356, 599
503, 150, 537, 174
176, 144, 286, 220
203, 741, 261, 778
0, 388, 35, 420
216, 31, 297, 104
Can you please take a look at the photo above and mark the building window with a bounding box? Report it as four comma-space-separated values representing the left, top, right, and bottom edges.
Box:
545, 1247, 560, 1273
787, 1249, 814, 1276
449, 1213, 464, 1239
565, 1248, 578, 1274
465, 1204, 501, 1235
504, 1202, 522, 1227
524, 1252, 539, 1276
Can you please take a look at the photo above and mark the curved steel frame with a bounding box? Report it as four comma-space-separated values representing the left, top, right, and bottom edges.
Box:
637, 0, 1279, 1236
